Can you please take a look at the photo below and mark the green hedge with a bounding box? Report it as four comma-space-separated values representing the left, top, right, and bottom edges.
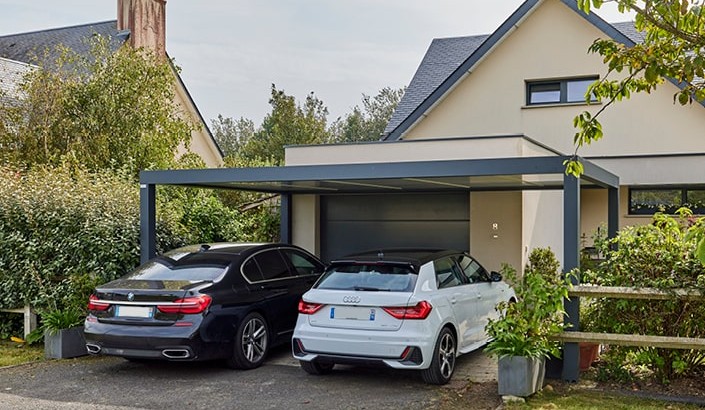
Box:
0, 164, 277, 317
582, 211, 705, 381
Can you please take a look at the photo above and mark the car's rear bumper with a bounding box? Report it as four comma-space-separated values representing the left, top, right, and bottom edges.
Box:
83, 319, 227, 361
292, 319, 437, 369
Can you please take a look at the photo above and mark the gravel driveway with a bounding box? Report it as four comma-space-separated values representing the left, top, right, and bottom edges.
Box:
0, 346, 499, 409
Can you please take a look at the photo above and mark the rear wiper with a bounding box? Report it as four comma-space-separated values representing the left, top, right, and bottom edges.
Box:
353, 286, 391, 292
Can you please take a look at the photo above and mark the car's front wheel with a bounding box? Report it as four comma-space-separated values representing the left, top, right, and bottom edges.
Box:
420, 327, 456, 385
300, 359, 334, 375
226, 312, 269, 369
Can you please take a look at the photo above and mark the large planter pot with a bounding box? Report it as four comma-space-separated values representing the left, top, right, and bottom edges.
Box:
498, 356, 546, 397
44, 326, 88, 359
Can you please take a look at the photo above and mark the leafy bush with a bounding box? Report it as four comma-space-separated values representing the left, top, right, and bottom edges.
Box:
581, 209, 705, 381
0, 164, 186, 316
485, 248, 573, 359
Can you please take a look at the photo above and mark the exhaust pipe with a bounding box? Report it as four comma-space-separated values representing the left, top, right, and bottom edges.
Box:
86, 344, 101, 354
162, 349, 191, 359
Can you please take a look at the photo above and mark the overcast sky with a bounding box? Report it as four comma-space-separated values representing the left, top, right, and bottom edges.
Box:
0, 0, 632, 125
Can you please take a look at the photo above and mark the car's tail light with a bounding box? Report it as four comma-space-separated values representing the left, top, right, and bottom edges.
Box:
298, 299, 324, 315
87, 294, 110, 311
382, 301, 432, 320
157, 295, 212, 314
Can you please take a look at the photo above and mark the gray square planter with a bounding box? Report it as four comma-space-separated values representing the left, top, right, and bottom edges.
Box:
497, 356, 546, 397
44, 326, 88, 359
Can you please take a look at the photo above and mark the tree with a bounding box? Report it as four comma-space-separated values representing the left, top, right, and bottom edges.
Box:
210, 114, 255, 157
328, 87, 405, 143
568, 0, 705, 175
0, 36, 195, 175
572, 0, 705, 264
237, 84, 328, 164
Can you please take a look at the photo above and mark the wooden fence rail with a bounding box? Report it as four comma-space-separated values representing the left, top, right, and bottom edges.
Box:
555, 285, 705, 350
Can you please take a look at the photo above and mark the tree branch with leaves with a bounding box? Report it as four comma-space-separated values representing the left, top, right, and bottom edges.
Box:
568, 0, 705, 175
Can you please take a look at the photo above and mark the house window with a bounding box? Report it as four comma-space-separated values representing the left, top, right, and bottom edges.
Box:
526, 77, 598, 105
629, 187, 705, 215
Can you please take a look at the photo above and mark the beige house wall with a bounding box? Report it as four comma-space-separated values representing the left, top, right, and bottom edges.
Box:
292, 195, 319, 255
173, 76, 223, 168
470, 192, 522, 273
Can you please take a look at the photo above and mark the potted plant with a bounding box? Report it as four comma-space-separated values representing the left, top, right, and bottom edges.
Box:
41, 307, 87, 359
485, 248, 573, 397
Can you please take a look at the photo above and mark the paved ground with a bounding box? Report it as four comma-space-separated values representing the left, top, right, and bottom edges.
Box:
0, 345, 499, 409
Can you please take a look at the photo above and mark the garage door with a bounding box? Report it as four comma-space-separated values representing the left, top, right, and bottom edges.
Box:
321, 193, 469, 262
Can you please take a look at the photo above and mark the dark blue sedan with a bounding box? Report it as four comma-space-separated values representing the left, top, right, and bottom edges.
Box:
84, 243, 324, 369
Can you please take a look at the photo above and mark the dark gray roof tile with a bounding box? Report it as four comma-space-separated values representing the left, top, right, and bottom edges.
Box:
0, 21, 126, 66
384, 34, 488, 136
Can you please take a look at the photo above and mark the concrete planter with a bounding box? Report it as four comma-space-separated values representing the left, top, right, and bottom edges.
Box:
497, 356, 545, 397
44, 326, 88, 359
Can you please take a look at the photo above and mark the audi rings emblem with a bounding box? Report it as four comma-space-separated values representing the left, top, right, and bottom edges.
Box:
342, 296, 361, 304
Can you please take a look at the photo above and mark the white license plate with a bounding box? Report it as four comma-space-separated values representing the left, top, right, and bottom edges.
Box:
116, 305, 153, 318
330, 306, 375, 321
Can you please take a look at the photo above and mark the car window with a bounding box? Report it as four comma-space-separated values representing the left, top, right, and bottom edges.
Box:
252, 250, 292, 281
434, 257, 464, 289
242, 258, 263, 282
456, 255, 487, 284
280, 249, 322, 276
315, 263, 416, 292
124, 256, 229, 282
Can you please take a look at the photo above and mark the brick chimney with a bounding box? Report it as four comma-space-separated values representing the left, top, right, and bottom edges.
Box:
117, 0, 166, 57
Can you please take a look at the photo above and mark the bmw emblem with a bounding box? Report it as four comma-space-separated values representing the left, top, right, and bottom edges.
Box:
127, 292, 135, 302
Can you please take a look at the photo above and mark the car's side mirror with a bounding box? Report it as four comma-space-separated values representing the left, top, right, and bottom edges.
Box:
489, 271, 502, 282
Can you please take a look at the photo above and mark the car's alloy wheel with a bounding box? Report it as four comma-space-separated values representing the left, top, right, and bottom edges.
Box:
300, 360, 334, 375
421, 327, 456, 385
227, 312, 269, 369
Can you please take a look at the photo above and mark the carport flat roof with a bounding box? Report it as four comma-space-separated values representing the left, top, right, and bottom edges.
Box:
140, 155, 619, 194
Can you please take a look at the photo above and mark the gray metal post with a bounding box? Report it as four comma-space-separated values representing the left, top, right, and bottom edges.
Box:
140, 183, 156, 264
280, 193, 292, 244
608, 187, 619, 241
562, 173, 581, 382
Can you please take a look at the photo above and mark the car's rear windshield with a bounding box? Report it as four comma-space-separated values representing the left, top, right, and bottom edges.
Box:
124, 255, 230, 282
315, 263, 417, 292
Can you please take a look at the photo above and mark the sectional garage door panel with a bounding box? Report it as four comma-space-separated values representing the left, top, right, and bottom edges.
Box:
321, 193, 469, 262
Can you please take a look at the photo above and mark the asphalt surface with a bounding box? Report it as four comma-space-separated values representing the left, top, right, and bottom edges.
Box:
0, 345, 497, 409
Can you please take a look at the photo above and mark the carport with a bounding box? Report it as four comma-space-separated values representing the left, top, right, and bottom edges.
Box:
139, 153, 619, 381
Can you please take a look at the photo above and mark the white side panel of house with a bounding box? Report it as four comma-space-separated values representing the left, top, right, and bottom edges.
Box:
470, 191, 522, 273
292, 195, 319, 256
522, 191, 564, 269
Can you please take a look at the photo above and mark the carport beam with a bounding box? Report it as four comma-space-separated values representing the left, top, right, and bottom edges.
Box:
140, 183, 156, 264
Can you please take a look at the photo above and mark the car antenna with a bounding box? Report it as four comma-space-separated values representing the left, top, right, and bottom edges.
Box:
200, 244, 211, 252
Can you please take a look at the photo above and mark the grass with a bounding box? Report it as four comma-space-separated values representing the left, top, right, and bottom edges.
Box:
505, 386, 704, 409
0, 340, 44, 367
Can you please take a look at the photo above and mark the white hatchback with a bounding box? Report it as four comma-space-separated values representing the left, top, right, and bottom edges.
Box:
292, 249, 515, 384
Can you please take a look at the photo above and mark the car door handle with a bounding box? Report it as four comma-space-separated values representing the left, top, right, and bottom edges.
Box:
450, 297, 457, 304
